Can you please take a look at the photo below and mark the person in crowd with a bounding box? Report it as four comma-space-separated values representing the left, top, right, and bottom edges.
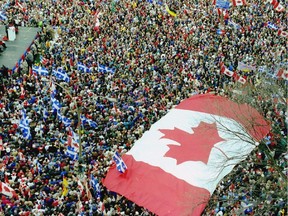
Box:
0, 0, 286, 215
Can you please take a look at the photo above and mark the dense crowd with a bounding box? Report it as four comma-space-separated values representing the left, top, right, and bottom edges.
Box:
0, 0, 287, 215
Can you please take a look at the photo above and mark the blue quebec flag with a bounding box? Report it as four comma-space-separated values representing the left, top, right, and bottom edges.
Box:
52, 67, 70, 82
65, 146, 78, 160
90, 174, 101, 199
112, 152, 127, 173
77, 62, 91, 73
98, 64, 116, 74
19, 109, 32, 140
32, 65, 49, 76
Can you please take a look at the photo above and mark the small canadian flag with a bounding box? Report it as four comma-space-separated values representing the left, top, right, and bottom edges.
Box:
276, 68, 288, 80
220, 63, 234, 77
232, 0, 247, 6
278, 29, 288, 38
20, 84, 25, 99
270, 0, 285, 12
237, 76, 247, 84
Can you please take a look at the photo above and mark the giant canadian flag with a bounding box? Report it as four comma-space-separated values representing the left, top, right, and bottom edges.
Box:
103, 94, 270, 216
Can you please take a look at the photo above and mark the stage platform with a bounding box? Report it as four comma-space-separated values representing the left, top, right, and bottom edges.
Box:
0, 26, 39, 69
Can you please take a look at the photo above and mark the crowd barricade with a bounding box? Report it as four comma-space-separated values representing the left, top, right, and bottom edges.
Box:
9, 33, 39, 75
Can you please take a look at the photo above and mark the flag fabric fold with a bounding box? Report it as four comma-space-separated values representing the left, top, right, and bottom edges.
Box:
216, 8, 229, 19
42, 107, 49, 121
0, 136, 3, 151
60, 114, 72, 127
215, 0, 230, 9
104, 94, 270, 216
67, 128, 80, 151
51, 98, 62, 113
237, 75, 247, 84
228, 19, 241, 30
77, 179, 84, 194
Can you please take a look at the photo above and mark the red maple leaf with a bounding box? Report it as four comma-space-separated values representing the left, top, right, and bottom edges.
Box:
159, 122, 226, 164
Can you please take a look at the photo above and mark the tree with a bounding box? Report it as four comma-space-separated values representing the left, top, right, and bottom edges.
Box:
203, 76, 287, 215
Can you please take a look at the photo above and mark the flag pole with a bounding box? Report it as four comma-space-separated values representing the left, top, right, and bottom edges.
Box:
220, 8, 224, 26
53, 82, 83, 164
53, 82, 117, 175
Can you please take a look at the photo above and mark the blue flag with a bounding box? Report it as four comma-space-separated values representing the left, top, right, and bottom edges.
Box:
19, 109, 32, 140
98, 64, 116, 74
147, 0, 163, 5
81, 115, 98, 128
58, 113, 72, 127
65, 146, 78, 160
266, 22, 278, 30
32, 65, 49, 76
90, 174, 101, 199
112, 152, 127, 173
28, 96, 37, 105
36, 161, 43, 173
216, 0, 230, 9
62, 116, 72, 127
0, 11, 7, 21
87, 119, 98, 128
77, 62, 91, 73
52, 68, 70, 82
51, 98, 61, 112
228, 19, 241, 30
42, 107, 49, 121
